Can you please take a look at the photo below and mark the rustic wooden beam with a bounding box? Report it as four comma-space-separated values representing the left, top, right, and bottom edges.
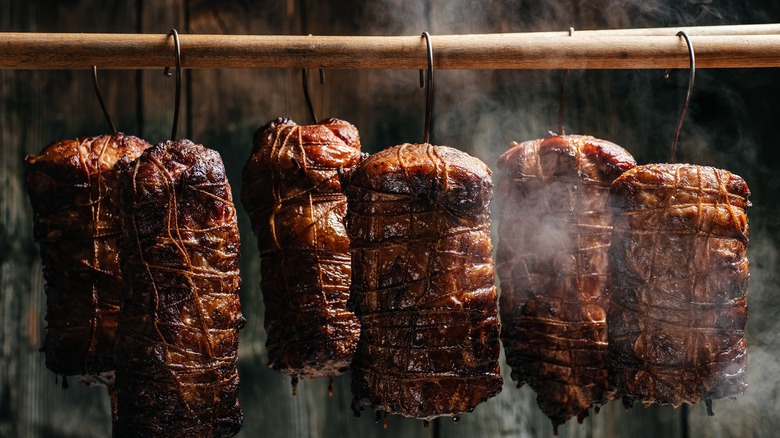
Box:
2, 26, 780, 70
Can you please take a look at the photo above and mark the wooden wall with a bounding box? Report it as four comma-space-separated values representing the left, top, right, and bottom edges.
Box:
2, 1, 780, 437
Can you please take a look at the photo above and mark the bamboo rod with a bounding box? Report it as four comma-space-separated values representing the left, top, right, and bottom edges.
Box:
2, 28, 780, 70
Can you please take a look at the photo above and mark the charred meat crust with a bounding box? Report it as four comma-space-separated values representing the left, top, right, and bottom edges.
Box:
115, 139, 243, 437
24, 133, 151, 378
607, 163, 749, 409
241, 118, 362, 379
496, 134, 636, 429
346, 143, 503, 421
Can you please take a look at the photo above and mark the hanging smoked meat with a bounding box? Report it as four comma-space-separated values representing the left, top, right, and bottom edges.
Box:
496, 133, 636, 432
241, 117, 361, 387
345, 143, 503, 421
24, 133, 151, 382
607, 163, 749, 412
115, 140, 244, 437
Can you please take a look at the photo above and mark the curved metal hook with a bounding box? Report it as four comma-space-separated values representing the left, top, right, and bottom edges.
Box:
164, 29, 182, 141
420, 32, 434, 144
92, 66, 117, 135
302, 67, 325, 124
670, 31, 695, 163
558, 27, 575, 135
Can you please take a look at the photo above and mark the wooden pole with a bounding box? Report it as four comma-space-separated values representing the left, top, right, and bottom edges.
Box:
530, 22, 780, 36
2, 29, 780, 70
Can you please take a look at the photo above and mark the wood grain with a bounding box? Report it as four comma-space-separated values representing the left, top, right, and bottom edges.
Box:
0, 2, 140, 437
3, 1, 780, 437
3, 33, 780, 70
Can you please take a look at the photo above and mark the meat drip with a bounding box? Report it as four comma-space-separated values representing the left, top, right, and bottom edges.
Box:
241, 117, 362, 384
345, 143, 503, 421
496, 133, 636, 430
115, 140, 244, 437
24, 134, 151, 381
608, 163, 750, 409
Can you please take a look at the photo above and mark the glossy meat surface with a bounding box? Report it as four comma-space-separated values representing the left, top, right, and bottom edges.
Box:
241, 117, 362, 380
116, 140, 243, 437
345, 143, 503, 421
496, 134, 636, 429
24, 133, 151, 378
608, 163, 750, 409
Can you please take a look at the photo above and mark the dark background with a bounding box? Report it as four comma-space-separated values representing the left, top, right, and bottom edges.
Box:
1, 1, 779, 437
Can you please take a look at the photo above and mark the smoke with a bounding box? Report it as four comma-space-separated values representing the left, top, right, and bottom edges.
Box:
350, 0, 780, 154
342, 0, 780, 434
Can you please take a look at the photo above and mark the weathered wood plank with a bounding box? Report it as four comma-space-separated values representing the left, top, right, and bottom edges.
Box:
186, 1, 344, 437
185, 1, 431, 435
3, 1, 780, 438
186, 1, 307, 436
0, 2, 140, 437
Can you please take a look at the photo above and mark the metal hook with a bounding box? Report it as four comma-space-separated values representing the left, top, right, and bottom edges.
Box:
302, 67, 325, 124
301, 33, 325, 125
558, 27, 575, 135
164, 29, 182, 141
670, 31, 695, 163
420, 31, 434, 144
92, 66, 117, 135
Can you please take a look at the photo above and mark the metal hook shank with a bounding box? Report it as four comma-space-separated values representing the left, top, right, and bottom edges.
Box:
92, 66, 117, 135
558, 27, 575, 135
302, 68, 316, 124
167, 29, 182, 141
670, 30, 695, 163
301, 33, 325, 125
301, 67, 325, 124
421, 31, 433, 145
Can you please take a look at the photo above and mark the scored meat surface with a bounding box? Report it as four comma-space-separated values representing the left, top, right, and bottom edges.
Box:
115, 140, 244, 437
345, 143, 503, 421
496, 134, 636, 430
608, 163, 750, 410
241, 117, 362, 383
24, 133, 151, 380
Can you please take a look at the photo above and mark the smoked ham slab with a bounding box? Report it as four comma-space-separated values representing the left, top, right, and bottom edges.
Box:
24, 133, 151, 381
345, 143, 503, 421
607, 163, 750, 412
241, 118, 361, 386
115, 139, 243, 437
496, 133, 635, 431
